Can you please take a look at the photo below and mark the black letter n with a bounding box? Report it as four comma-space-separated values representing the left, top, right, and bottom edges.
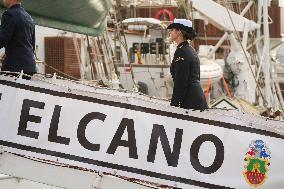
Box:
147, 124, 183, 167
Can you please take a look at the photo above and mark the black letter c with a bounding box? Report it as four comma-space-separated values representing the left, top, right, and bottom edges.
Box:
77, 112, 106, 151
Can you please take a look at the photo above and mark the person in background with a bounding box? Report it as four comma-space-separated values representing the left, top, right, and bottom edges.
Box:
167, 19, 208, 110
0, 0, 36, 78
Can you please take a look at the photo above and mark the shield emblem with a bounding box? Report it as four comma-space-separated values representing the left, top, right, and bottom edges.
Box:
243, 140, 271, 187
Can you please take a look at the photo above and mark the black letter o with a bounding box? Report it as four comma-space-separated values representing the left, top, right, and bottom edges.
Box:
190, 134, 224, 174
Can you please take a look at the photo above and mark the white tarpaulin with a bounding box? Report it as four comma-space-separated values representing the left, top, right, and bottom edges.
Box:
122, 17, 166, 29
191, 0, 260, 31
0, 77, 284, 189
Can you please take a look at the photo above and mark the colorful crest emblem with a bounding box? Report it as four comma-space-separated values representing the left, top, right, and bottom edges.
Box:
243, 140, 271, 187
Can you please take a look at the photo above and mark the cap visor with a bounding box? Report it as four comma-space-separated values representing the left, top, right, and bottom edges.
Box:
167, 23, 175, 29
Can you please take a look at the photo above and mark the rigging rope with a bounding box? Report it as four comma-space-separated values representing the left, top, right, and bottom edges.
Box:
223, 0, 267, 105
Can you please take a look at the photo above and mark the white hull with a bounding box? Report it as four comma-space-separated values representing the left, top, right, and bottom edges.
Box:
0, 74, 284, 189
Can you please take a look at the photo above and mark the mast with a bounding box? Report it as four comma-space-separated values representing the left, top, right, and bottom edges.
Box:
262, 0, 273, 107
112, 0, 138, 89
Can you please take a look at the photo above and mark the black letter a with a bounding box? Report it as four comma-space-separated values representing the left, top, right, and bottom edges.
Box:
107, 118, 138, 159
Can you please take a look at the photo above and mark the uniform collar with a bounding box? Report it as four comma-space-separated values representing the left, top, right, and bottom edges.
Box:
9, 4, 21, 9
177, 40, 189, 48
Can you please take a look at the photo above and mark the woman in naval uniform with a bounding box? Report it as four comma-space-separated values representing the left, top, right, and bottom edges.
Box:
167, 19, 208, 110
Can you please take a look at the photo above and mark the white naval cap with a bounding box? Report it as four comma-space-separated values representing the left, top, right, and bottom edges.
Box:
167, 18, 197, 39
167, 18, 193, 32
173, 19, 192, 28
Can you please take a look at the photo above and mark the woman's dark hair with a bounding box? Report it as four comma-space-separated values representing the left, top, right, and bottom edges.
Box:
180, 28, 197, 40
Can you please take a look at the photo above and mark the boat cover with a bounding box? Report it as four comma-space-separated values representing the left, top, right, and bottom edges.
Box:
0, 0, 111, 36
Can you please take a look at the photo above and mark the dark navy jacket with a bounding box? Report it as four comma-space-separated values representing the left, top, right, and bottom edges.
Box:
0, 4, 35, 73
170, 41, 208, 110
